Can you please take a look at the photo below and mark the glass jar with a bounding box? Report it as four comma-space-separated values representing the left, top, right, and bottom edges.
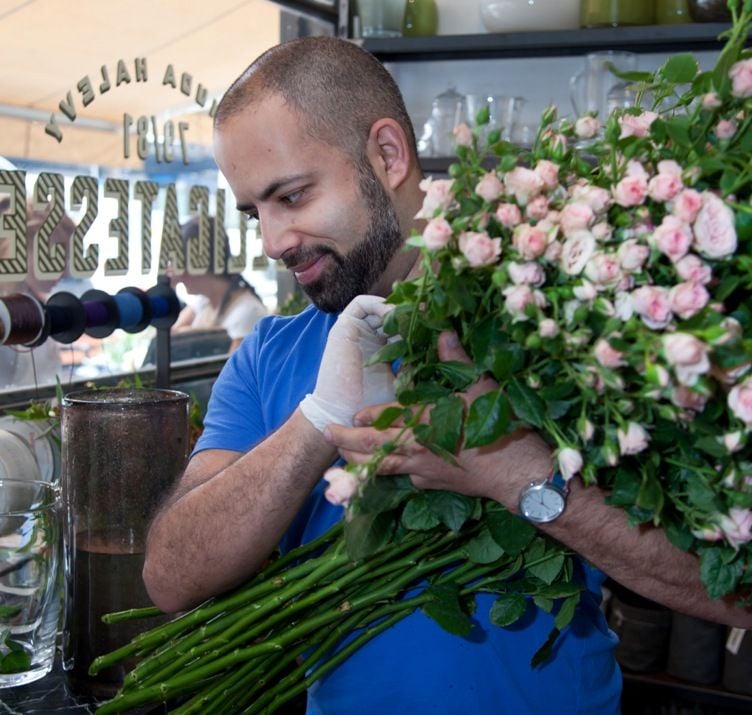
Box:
656, 0, 691, 24
403, 0, 439, 37
580, 0, 655, 27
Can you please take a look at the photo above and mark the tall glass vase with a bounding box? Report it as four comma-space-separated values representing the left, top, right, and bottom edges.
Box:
60, 388, 189, 696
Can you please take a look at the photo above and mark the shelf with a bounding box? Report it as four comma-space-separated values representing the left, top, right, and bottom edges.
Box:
359, 23, 734, 62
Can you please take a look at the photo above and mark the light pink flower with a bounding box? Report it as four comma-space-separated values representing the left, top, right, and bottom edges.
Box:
693, 192, 737, 259
558, 447, 583, 481
323, 467, 362, 506
617, 239, 649, 272
723, 431, 744, 453
631, 285, 672, 329
618, 111, 658, 138
504, 166, 544, 206
416, 177, 454, 219
571, 184, 612, 214
669, 281, 710, 319
459, 231, 501, 267
626, 159, 649, 180
653, 215, 693, 262
584, 252, 623, 288
675, 254, 712, 284
613, 175, 648, 208
453, 122, 473, 147
475, 172, 504, 202
502, 284, 546, 321
728, 377, 752, 426
525, 195, 550, 221
716, 317, 743, 344
591, 221, 613, 241
507, 261, 546, 286
559, 202, 595, 237
671, 189, 703, 224
663, 332, 710, 386
538, 318, 559, 338
512, 224, 548, 260
692, 524, 724, 541
657, 160, 683, 179
715, 119, 737, 140
729, 58, 752, 98
719, 508, 752, 549
560, 230, 596, 275
671, 385, 707, 412
573, 280, 597, 301
702, 92, 721, 109
422, 217, 453, 251
575, 115, 600, 139
534, 159, 560, 190
495, 203, 522, 228
543, 240, 562, 262
614, 291, 633, 321
648, 172, 683, 203
617, 422, 650, 456
594, 338, 625, 368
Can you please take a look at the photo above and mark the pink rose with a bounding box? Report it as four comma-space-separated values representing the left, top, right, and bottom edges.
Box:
671, 385, 707, 412
323, 467, 362, 506
573, 280, 597, 301
715, 119, 737, 140
504, 166, 544, 206
692, 524, 724, 541
648, 172, 683, 203
534, 159, 560, 190
452, 122, 473, 147
653, 215, 693, 262
671, 189, 702, 224
571, 184, 612, 214
543, 240, 562, 262
614, 291, 633, 321
626, 160, 649, 180
575, 115, 600, 139
723, 431, 744, 453
502, 284, 546, 321
512, 224, 548, 260
617, 422, 650, 456
669, 281, 709, 319
584, 252, 623, 288
657, 160, 682, 179
422, 217, 453, 250
557, 447, 583, 481
631, 285, 672, 329
675, 254, 712, 284
507, 261, 545, 286
559, 202, 595, 237
702, 92, 721, 109
594, 338, 625, 368
495, 202, 523, 228
729, 58, 752, 98
525, 195, 550, 221
719, 508, 752, 549
538, 318, 559, 338
613, 175, 648, 208
416, 177, 454, 219
728, 377, 752, 426
560, 230, 596, 275
693, 192, 737, 259
591, 221, 613, 241
475, 172, 504, 202
617, 239, 649, 273
618, 111, 658, 138
663, 332, 710, 386
459, 231, 501, 267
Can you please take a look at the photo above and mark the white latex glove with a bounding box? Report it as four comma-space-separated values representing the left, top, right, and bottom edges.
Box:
300, 295, 396, 432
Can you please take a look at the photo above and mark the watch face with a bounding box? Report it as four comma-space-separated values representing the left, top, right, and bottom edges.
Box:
520, 483, 566, 523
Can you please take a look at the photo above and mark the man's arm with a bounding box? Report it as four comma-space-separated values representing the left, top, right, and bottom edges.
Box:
143, 408, 337, 613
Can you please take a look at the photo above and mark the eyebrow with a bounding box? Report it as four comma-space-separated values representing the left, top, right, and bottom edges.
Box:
236, 173, 312, 213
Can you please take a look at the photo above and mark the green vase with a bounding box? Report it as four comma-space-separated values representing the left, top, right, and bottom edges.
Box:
403, 0, 439, 37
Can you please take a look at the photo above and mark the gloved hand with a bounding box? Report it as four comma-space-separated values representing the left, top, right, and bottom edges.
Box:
300, 294, 396, 432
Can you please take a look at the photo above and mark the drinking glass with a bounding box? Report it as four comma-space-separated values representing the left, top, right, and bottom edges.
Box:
570, 51, 638, 120
0, 479, 61, 687
358, 0, 402, 38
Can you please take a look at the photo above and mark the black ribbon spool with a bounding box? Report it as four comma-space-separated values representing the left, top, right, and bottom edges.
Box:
80, 289, 119, 339
117, 287, 152, 334
45, 292, 86, 345
147, 280, 181, 329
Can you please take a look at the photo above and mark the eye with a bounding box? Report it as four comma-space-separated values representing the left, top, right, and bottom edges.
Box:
280, 189, 304, 206
244, 208, 259, 221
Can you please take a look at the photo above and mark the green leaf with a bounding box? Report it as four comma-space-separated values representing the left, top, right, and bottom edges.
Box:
425, 491, 476, 531
664, 521, 695, 552
0, 647, 31, 674
365, 339, 407, 366
489, 593, 528, 627
486, 503, 536, 557
344, 509, 397, 560
659, 53, 698, 84
735, 208, 752, 241
663, 117, 692, 148
422, 583, 473, 636
401, 494, 441, 531
527, 552, 565, 585
0, 605, 22, 619
686, 477, 721, 513
357, 474, 416, 515
464, 389, 511, 449
636, 472, 665, 517
464, 526, 505, 564
429, 396, 465, 453
435, 361, 479, 389
533, 595, 554, 613
531, 627, 560, 668
507, 380, 546, 428
554, 592, 581, 631
372, 406, 407, 430
699, 548, 745, 599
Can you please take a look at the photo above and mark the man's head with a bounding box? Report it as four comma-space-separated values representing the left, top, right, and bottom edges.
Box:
213, 36, 422, 312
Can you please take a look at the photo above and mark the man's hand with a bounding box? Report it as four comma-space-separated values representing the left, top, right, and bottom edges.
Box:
300, 295, 396, 432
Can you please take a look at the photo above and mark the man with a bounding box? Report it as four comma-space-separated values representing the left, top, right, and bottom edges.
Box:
143, 36, 750, 714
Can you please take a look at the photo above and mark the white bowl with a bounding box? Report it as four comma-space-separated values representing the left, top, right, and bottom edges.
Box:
480, 0, 581, 33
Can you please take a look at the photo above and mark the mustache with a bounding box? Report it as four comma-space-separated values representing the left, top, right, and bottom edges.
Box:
282, 246, 343, 271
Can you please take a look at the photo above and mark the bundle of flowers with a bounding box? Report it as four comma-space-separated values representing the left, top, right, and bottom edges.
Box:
93, 4, 752, 712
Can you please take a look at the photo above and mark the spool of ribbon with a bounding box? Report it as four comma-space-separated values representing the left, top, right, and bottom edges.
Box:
115, 288, 151, 334
147, 279, 181, 329
80, 289, 119, 339
46, 292, 86, 344
0, 293, 46, 346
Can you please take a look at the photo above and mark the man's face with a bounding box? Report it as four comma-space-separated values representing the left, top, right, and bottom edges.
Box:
214, 94, 403, 312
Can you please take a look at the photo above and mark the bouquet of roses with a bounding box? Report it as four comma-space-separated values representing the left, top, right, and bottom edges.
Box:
91, 3, 752, 712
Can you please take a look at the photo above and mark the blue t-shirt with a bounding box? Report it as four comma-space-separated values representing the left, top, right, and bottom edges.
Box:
196, 305, 622, 714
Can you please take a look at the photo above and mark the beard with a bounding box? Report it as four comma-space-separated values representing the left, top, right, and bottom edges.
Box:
282, 161, 404, 313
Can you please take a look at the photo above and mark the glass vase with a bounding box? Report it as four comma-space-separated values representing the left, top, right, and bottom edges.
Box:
403, 0, 439, 37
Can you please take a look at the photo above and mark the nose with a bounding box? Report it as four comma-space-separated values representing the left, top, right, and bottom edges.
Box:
258, 210, 302, 262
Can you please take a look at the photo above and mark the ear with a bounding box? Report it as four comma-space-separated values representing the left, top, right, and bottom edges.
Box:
365, 118, 413, 191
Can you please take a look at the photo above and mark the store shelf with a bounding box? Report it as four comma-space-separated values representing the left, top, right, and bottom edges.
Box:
359, 23, 734, 62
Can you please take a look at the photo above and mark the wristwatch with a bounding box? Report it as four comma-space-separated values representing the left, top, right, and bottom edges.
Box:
518, 472, 568, 523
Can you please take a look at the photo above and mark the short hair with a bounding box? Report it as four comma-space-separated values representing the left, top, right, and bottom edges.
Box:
214, 36, 418, 162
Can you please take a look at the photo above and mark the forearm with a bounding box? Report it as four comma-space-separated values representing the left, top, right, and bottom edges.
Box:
143, 408, 337, 612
